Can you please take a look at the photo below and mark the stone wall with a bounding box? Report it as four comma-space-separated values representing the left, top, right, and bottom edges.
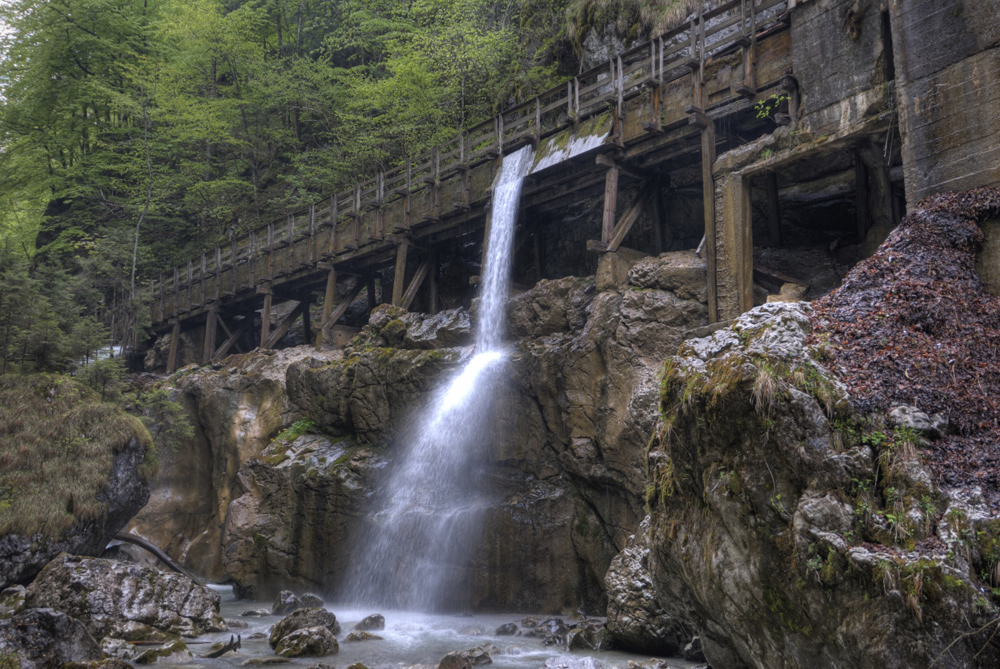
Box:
891, 0, 1000, 206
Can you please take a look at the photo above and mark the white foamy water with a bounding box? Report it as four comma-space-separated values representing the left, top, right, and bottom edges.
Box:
343, 147, 535, 611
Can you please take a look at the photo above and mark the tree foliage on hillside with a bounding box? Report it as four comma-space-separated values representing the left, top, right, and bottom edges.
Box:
0, 0, 572, 365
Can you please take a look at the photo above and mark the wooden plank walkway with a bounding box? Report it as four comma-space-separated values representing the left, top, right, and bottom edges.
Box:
150, 0, 792, 370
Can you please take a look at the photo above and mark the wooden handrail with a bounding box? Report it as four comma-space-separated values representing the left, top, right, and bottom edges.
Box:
149, 0, 788, 308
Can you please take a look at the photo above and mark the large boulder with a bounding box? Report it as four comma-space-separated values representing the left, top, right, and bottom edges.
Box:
605, 517, 692, 655
644, 302, 1000, 668
269, 608, 341, 649
627, 250, 708, 303
24, 554, 226, 641
275, 626, 338, 657
0, 608, 102, 668
0, 375, 153, 591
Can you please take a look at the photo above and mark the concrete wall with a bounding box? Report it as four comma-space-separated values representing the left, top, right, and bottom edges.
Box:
892, 0, 1000, 205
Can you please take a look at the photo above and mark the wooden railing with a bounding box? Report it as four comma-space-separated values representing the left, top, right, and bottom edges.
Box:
150, 0, 787, 323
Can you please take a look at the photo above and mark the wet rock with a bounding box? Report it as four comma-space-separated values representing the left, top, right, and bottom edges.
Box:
345, 631, 383, 641
0, 608, 102, 668
403, 309, 473, 349
345, 664, 370, 669
888, 404, 949, 439
134, 639, 191, 665
627, 250, 708, 303
64, 659, 136, 669
520, 617, 538, 628
242, 657, 291, 665
506, 276, 596, 338
307, 664, 337, 669
543, 657, 604, 669
242, 609, 271, 617
353, 613, 385, 631
248, 632, 267, 639
270, 608, 341, 649
227, 618, 250, 629
682, 637, 706, 663
101, 637, 139, 661
494, 622, 517, 636
605, 517, 692, 655
566, 628, 595, 650
130, 346, 335, 583
24, 554, 226, 641
272, 591, 302, 616
0, 586, 25, 619
299, 593, 324, 608
275, 626, 339, 657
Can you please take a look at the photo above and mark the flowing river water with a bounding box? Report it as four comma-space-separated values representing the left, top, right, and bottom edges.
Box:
158, 588, 698, 668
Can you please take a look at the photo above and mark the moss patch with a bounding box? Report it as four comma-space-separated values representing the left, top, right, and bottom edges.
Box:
0, 374, 153, 537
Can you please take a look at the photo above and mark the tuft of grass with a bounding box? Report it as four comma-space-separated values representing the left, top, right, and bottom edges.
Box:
0, 374, 154, 538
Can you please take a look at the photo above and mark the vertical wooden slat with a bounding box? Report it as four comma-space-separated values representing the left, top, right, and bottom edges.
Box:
214, 247, 222, 300
199, 253, 207, 306
392, 241, 409, 307
166, 320, 180, 373
309, 204, 316, 263
602, 164, 620, 246
317, 267, 336, 348
329, 195, 338, 255
701, 122, 718, 322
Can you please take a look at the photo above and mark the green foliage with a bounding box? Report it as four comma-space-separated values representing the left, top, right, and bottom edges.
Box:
0, 0, 573, 359
0, 374, 154, 537
273, 418, 316, 444
754, 92, 790, 120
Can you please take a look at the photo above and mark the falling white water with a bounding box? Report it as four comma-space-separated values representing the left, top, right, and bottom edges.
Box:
344, 146, 535, 611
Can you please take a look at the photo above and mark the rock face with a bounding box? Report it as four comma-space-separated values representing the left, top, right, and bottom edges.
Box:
138, 252, 706, 608
0, 608, 103, 668
254, 264, 707, 609
129, 346, 337, 581
643, 303, 1000, 668
604, 517, 691, 655
25, 554, 227, 641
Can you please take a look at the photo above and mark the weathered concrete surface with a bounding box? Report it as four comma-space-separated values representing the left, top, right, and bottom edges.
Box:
891, 0, 1000, 205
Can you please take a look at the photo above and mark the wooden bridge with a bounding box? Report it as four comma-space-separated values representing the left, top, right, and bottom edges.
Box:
150, 0, 793, 372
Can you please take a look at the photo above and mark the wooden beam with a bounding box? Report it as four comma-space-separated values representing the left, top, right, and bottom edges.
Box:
202, 306, 219, 364
400, 260, 430, 311
392, 241, 409, 307
316, 268, 337, 348
319, 282, 365, 332
259, 286, 272, 349
765, 171, 781, 247
601, 164, 620, 246
428, 245, 438, 314
166, 320, 181, 374
300, 296, 313, 346
213, 320, 250, 361
263, 301, 306, 349
607, 181, 655, 253
701, 122, 718, 322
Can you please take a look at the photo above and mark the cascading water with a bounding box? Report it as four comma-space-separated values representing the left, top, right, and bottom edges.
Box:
344, 146, 535, 611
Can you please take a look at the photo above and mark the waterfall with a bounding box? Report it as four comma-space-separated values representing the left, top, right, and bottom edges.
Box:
344, 146, 535, 611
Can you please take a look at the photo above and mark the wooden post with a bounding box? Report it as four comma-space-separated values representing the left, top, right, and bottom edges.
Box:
300, 295, 313, 346
199, 253, 207, 306
366, 272, 378, 311
765, 171, 781, 247
601, 164, 620, 247
392, 241, 409, 307
701, 122, 718, 322
428, 244, 439, 314
259, 284, 272, 349
317, 267, 336, 348
855, 151, 871, 241
166, 320, 181, 374
202, 305, 219, 364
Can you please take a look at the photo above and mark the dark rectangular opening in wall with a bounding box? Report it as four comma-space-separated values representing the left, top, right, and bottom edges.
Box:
881, 10, 896, 82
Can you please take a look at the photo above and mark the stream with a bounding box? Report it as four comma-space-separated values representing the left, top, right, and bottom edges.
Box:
159, 587, 697, 669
